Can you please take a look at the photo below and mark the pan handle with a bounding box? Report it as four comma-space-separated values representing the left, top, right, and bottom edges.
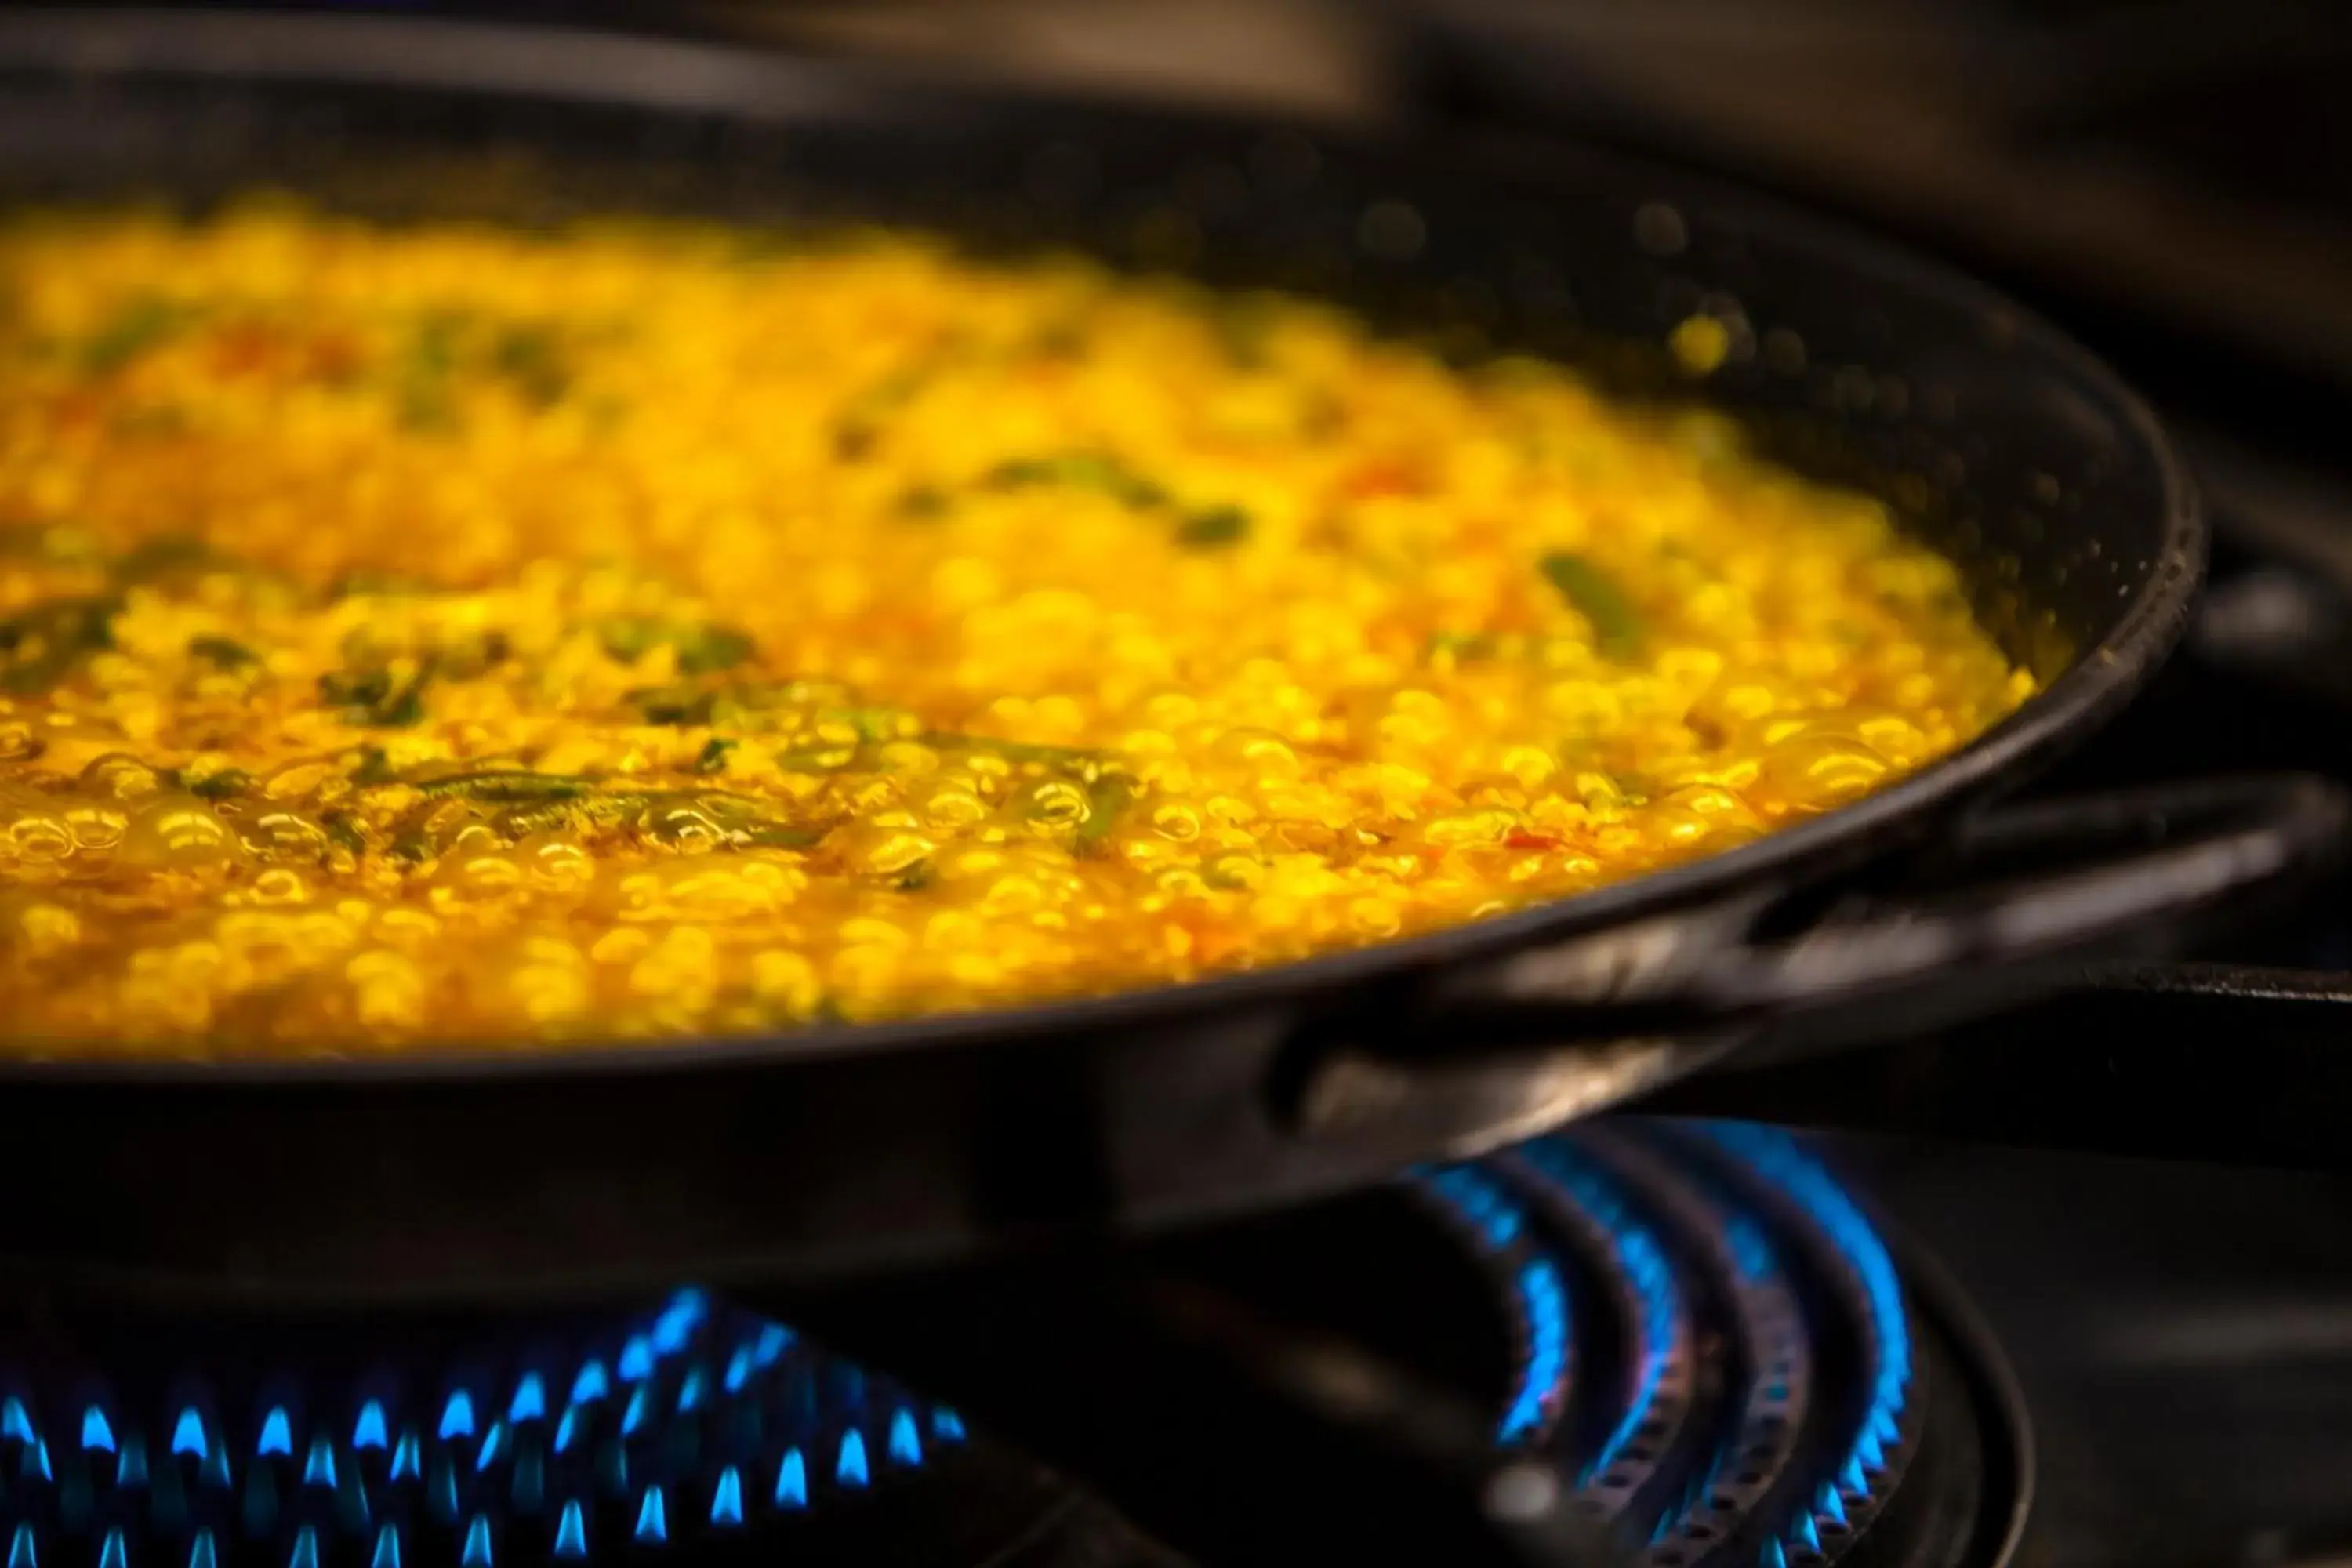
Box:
1650, 962, 2352, 1167
1283, 773, 2352, 1139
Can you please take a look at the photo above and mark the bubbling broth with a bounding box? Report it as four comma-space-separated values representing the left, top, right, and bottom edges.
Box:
0, 205, 2031, 1055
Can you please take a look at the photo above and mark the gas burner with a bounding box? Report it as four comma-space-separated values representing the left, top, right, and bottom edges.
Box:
1412, 1123, 2027, 1568
775, 1120, 2031, 1567
0, 1290, 1097, 1568
0, 1127, 2025, 1568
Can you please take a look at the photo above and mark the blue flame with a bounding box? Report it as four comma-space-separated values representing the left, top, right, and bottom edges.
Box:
554, 1501, 587, 1560
1499, 1258, 1570, 1443
303, 1437, 336, 1489
569, 1362, 608, 1406
633, 1486, 668, 1546
835, 1430, 869, 1489
353, 1402, 388, 1452
710, 1467, 744, 1527
1698, 1123, 1916, 1560
652, 1290, 707, 1355
1515, 1138, 1684, 1482
775, 1448, 808, 1510
887, 1407, 923, 1467
0, 1287, 963, 1566
1418, 1160, 1575, 1447
1703, 1127, 1911, 1441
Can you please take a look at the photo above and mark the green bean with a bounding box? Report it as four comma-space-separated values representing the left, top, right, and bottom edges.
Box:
597, 616, 755, 676
739, 822, 828, 850
187, 769, 252, 801
489, 801, 576, 838
347, 747, 398, 786
187, 634, 259, 669
114, 536, 227, 584
833, 361, 933, 459
397, 310, 464, 434
985, 452, 1168, 509
1176, 504, 1250, 548
631, 684, 713, 726
412, 770, 592, 804
78, 296, 195, 375
488, 324, 570, 407
1541, 553, 1645, 661
895, 485, 950, 522
1073, 775, 1138, 852
0, 595, 119, 695
320, 812, 368, 855
319, 659, 434, 726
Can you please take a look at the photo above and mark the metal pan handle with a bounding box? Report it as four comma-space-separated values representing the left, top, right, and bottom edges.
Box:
1652, 962, 2352, 1168
1283, 773, 2352, 1140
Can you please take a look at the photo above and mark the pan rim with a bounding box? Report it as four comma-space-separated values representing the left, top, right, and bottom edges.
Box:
0, 6, 2205, 1085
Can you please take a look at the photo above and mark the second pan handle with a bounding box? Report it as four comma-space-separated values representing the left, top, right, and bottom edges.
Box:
1652, 961, 2352, 1167
1283, 773, 2352, 1139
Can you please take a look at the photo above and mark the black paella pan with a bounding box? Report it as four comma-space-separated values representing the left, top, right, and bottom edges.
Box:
0, 8, 2336, 1305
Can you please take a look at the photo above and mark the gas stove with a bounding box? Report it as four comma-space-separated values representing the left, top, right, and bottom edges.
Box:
14, 1111, 2352, 1568
0, 1123, 2027, 1568
16, 3, 2352, 1565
